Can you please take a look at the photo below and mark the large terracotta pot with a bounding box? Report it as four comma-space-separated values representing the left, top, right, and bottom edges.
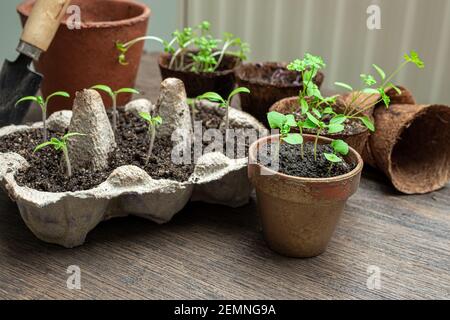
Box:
158, 52, 241, 98
270, 97, 369, 156
235, 62, 324, 127
248, 134, 363, 258
18, 0, 150, 113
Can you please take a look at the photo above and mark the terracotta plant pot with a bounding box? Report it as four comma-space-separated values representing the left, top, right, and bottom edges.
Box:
235, 62, 324, 126
158, 52, 241, 98
270, 96, 369, 156
368, 104, 450, 194
17, 0, 150, 114
248, 134, 363, 258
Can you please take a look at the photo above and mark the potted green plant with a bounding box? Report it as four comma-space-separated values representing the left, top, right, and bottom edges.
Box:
116, 21, 249, 98
248, 111, 364, 258
17, 0, 151, 114
235, 62, 324, 126
270, 52, 424, 155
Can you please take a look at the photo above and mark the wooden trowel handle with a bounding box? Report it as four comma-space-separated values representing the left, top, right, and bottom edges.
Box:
21, 0, 71, 52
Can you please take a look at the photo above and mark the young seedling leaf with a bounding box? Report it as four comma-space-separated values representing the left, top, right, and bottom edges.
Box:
285, 114, 297, 127
282, 133, 303, 145
361, 74, 377, 86
362, 88, 379, 95
372, 64, 386, 80
228, 87, 250, 101
360, 116, 375, 132
331, 139, 349, 156
299, 98, 309, 114
91, 85, 114, 98
312, 108, 321, 119
306, 112, 320, 126
387, 83, 402, 95
404, 50, 424, 69
334, 82, 353, 91
139, 112, 152, 122
323, 107, 335, 115
302, 118, 318, 129
330, 114, 347, 125
46, 91, 70, 103
267, 111, 286, 129
327, 123, 345, 134
115, 88, 140, 95
197, 92, 225, 104
324, 153, 342, 163
16, 96, 42, 107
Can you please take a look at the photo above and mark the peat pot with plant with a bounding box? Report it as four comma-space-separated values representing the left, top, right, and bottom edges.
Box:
270, 52, 424, 155
248, 111, 363, 258
235, 60, 324, 127
117, 21, 249, 98
18, 0, 151, 113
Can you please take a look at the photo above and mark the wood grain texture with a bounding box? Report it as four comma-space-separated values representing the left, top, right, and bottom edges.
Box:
2, 53, 449, 300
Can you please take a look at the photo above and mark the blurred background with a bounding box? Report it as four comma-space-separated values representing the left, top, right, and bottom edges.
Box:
1, 0, 449, 103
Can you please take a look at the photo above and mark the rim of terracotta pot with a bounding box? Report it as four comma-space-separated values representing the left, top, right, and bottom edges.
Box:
158, 51, 241, 77
249, 134, 364, 183
235, 62, 325, 89
270, 96, 370, 137
17, 0, 151, 29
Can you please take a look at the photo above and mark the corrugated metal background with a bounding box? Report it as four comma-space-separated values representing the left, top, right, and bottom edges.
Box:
182, 0, 450, 104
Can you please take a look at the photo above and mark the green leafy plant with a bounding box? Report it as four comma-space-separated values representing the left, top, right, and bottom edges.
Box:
16, 91, 70, 142
139, 112, 163, 165
267, 111, 303, 152
34, 133, 85, 178
324, 139, 349, 174
334, 50, 425, 130
116, 21, 249, 72
91, 85, 140, 131
197, 87, 250, 137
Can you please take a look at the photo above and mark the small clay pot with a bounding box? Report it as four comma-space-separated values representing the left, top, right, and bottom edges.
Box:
369, 104, 450, 194
235, 62, 324, 126
248, 134, 363, 258
158, 52, 241, 98
17, 0, 151, 114
270, 97, 369, 156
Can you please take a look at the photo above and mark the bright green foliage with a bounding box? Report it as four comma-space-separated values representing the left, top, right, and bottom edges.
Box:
91, 85, 140, 131
333, 50, 424, 131
116, 21, 250, 73
34, 133, 85, 177
267, 111, 303, 145
324, 139, 350, 173
197, 87, 250, 132
16, 91, 70, 142
139, 112, 163, 165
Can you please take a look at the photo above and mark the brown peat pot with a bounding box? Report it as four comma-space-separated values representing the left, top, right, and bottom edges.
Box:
270, 96, 369, 156
369, 104, 450, 194
18, 0, 151, 113
235, 62, 324, 126
158, 52, 241, 98
248, 134, 363, 258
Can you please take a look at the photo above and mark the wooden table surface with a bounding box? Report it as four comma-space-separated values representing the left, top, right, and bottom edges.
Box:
1, 53, 449, 300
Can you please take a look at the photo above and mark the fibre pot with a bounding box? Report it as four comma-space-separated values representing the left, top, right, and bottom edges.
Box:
158, 52, 241, 98
235, 62, 324, 127
270, 96, 369, 156
18, 0, 150, 114
368, 104, 450, 194
248, 134, 363, 258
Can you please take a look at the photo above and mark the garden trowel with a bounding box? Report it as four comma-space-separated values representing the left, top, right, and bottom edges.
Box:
0, 0, 71, 127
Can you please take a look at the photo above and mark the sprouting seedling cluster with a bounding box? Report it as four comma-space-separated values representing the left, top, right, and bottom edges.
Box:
34, 133, 86, 177
91, 85, 140, 131
116, 21, 249, 73
267, 111, 349, 167
139, 112, 163, 165
16, 91, 70, 142
334, 50, 425, 128
197, 87, 250, 137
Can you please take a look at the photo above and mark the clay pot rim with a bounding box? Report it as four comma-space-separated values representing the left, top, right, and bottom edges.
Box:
249, 134, 364, 183
271, 96, 370, 137
17, 0, 151, 29
235, 62, 325, 89
158, 52, 242, 77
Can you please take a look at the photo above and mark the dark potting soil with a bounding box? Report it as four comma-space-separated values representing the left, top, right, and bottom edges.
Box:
0, 109, 195, 192
258, 141, 356, 178
0, 105, 258, 193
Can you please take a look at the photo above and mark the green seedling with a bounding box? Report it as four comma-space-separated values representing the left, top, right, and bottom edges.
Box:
324, 139, 349, 174
334, 50, 424, 131
267, 111, 303, 155
116, 21, 249, 73
34, 133, 85, 178
91, 85, 140, 131
139, 112, 163, 165
16, 91, 70, 142
197, 87, 250, 137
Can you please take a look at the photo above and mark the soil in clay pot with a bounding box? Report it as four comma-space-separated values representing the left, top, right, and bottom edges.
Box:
258, 142, 356, 178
